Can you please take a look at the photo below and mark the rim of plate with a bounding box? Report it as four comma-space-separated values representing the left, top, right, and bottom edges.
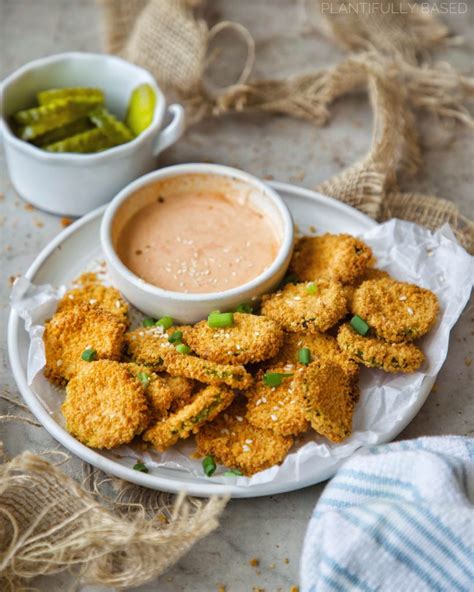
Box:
7, 182, 433, 497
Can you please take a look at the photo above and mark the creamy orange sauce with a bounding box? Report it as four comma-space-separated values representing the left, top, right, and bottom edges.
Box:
116, 185, 280, 293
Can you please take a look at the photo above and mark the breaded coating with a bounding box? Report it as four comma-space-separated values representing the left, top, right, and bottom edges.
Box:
337, 323, 425, 373
261, 280, 347, 333
143, 385, 234, 451
164, 350, 253, 389
289, 234, 372, 284
245, 369, 308, 436
195, 401, 294, 476
44, 303, 125, 384
159, 374, 195, 412
123, 326, 170, 367
58, 282, 128, 323
343, 268, 391, 311
268, 331, 359, 383
352, 278, 439, 342
184, 313, 284, 365
294, 361, 355, 443
124, 363, 174, 418
62, 360, 150, 448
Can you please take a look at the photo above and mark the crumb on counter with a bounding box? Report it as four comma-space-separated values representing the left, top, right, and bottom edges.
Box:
249, 557, 260, 567
61, 217, 73, 227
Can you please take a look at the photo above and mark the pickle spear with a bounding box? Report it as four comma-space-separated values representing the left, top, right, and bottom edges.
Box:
33, 118, 94, 147
89, 107, 133, 145
37, 87, 104, 105
13, 97, 103, 140
44, 128, 114, 153
125, 83, 156, 136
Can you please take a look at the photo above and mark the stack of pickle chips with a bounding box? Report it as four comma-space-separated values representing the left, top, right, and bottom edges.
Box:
10, 84, 156, 153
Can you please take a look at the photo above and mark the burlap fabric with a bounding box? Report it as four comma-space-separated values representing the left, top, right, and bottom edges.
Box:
99, 0, 473, 252
1, 2, 473, 590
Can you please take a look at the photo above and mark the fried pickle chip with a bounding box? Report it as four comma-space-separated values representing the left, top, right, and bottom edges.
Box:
58, 281, 128, 323
62, 360, 150, 448
260, 280, 347, 333
268, 331, 359, 383
44, 303, 125, 384
143, 385, 235, 451
184, 313, 284, 365
337, 323, 425, 373
245, 369, 308, 436
124, 327, 253, 388
289, 234, 372, 284
352, 278, 439, 342
195, 400, 294, 476
164, 351, 253, 389
294, 361, 355, 443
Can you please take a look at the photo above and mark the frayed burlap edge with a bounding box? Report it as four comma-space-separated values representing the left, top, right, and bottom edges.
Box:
0, 396, 227, 591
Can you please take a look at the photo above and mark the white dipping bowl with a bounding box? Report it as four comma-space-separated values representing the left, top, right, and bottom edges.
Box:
0, 52, 185, 217
100, 163, 294, 323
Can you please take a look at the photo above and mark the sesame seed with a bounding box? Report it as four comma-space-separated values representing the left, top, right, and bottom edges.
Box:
399, 295, 407, 301
89, 299, 97, 305
270, 414, 278, 421
115, 300, 121, 308
293, 296, 301, 301
235, 416, 243, 422
261, 397, 267, 403
139, 331, 144, 337
68, 294, 74, 300
245, 439, 253, 444
242, 444, 250, 452
221, 428, 230, 435
56, 359, 63, 367
407, 307, 414, 315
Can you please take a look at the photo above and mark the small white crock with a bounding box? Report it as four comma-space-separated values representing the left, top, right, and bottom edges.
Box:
101, 163, 295, 324
0, 52, 185, 217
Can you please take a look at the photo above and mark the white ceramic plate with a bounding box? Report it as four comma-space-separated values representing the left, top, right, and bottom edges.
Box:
8, 182, 435, 497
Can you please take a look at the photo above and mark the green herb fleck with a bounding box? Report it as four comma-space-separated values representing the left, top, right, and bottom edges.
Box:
263, 371, 294, 387
156, 316, 173, 330
142, 317, 155, 327
81, 348, 97, 362
133, 462, 149, 473
223, 468, 243, 477
350, 315, 370, 336
176, 343, 191, 355
236, 303, 254, 314
138, 371, 150, 387
298, 347, 311, 365
202, 455, 216, 477
168, 330, 183, 344
306, 282, 317, 295
208, 311, 234, 328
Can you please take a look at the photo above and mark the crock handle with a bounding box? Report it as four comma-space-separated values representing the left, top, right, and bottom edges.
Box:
153, 104, 185, 156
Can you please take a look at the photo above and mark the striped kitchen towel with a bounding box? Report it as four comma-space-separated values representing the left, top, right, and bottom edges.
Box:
300, 436, 474, 592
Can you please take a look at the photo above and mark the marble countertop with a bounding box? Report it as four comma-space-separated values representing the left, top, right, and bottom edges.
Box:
1, 1, 472, 591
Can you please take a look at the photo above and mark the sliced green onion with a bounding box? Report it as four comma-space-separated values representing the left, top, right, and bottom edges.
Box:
142, 317, 155, 327
280, 274, 299, 288
350, 315, 370, 336
156, 316, 173, 330
298, 347, 311, 365
236, 303, 253, 314
208, 312, 234, 328
168, 330, 183, 344
263, 371, 294, 387
81, 348, 97, 362
202, 455, 216, 477
133, 461, 149, 473
138, 371, 150, 387
223, 468, 243, 477
176, 344, 191, 355
306, 282, 317, 295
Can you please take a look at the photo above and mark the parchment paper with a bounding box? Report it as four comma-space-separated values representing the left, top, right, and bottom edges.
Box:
11, 220, 473, 486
